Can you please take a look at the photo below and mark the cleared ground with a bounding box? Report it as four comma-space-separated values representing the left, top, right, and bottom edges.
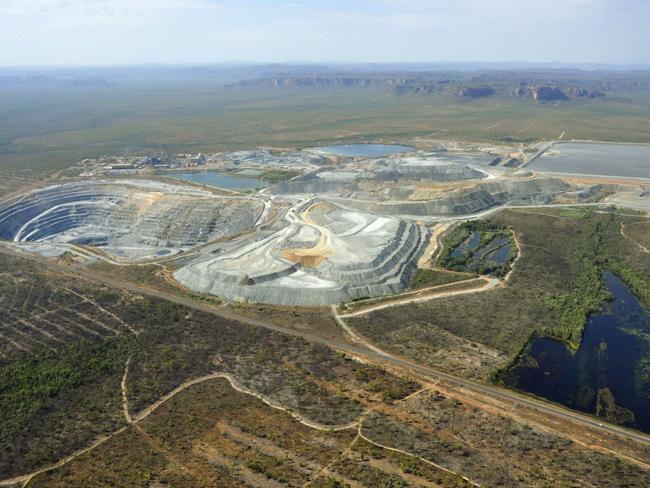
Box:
0, 250, 421, 480
2, 245, 650, 487
23, 364, 650, 488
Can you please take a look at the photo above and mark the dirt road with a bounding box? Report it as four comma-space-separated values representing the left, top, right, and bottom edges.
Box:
1, 243, 649, 455
338, 277, 497, 318
621, 222, 650, 253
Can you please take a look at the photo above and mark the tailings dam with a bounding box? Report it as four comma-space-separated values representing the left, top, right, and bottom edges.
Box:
530, 142, 650, 180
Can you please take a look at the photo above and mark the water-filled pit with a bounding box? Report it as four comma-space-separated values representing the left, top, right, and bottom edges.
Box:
163, 171, 265, 190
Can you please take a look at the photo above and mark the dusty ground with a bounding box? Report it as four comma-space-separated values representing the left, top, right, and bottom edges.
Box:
24, 374, 650, 488
227, 303, 350, 342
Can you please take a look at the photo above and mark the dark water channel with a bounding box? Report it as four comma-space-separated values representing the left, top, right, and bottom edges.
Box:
472, 236, 511, 263
451, 232, 512, 271
503, 271, 650, 433
484, 242, 512, 264
451, 231, 481, 258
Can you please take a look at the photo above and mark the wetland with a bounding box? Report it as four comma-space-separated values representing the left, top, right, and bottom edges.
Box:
503, 271, 650, 433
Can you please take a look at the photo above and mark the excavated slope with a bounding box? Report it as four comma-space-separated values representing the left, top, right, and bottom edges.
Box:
328, 177, 571, 216
174, 205, 430, 306
0, 180, 263, 260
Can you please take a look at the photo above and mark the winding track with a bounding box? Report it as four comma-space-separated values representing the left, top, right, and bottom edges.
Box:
621, 221, 650, 253
1, 231, 650, 484
0, 369, 364, 487
1, 242, 650, 450
337, 277, 497, 318
1, 208, 650, 484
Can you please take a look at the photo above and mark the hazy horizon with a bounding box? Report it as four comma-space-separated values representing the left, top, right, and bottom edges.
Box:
1, 0, 649, 67
2, 61, 650, 71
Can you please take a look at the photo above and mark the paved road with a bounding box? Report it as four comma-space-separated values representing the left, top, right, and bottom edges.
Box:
2, 243, 650, 449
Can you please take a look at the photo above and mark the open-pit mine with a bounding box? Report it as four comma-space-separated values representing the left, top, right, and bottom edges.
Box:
3, 142, 650, 306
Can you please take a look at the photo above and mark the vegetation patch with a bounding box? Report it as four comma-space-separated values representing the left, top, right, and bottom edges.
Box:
360, 390, 650, 487
349, 209, 650, 381
0, 252, 422, 479
438, 220, 516, 278
622, 220, 650, 252
262, 169, 302, 184
0, 337, 130, 477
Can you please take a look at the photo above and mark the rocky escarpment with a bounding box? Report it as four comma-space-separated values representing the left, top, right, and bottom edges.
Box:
459, 87, 495, 98
232, 75, 461, 96
229, 73, 614, 103
231, 73, 615, 104
566, 87, 605, 98
514, 84, 605, 102
233, 75, 392, 88
530, 86, 569, 102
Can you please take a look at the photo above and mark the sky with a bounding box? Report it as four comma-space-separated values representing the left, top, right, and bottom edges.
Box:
1, 0, 649, 66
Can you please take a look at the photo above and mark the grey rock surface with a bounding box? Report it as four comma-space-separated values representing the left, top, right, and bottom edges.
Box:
174, 203, 430, 306
0, 180, 263, 260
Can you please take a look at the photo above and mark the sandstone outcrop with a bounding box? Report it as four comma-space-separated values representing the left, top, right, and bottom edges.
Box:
459, 87, 495, 98
531, 86, 569, 102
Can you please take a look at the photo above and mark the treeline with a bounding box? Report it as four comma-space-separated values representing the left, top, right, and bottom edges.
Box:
599, 215, 650, 307
541, 218, 611, 346
541, 213, 650, 346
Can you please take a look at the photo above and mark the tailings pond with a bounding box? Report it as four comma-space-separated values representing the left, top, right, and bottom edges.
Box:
310, 144, 415, 158
163, 171, 265, 190
532, 142, 650, 179
502, 271, 650, 433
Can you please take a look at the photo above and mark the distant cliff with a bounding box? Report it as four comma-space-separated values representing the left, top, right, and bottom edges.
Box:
530, 86, 569, 101
230, 74, 614, 104
233, 75, 391, 88
459, 87, 496, 98
566, 87, 605, 98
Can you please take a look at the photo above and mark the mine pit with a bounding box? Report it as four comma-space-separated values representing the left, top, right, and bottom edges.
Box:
0, 144, 614, 306
174, 203, 430, 306
0, 180, 263, 261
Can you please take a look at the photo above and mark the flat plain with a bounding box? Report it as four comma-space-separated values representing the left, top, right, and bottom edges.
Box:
3, 76, 650, 189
